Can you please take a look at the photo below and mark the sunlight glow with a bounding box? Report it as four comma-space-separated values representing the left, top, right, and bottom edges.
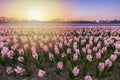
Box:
27, 9, 42, 20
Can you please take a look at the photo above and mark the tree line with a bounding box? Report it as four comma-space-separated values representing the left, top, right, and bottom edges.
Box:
0, 16, 120, 23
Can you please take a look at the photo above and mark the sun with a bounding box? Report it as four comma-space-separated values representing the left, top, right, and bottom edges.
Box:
27, 9, 42, 20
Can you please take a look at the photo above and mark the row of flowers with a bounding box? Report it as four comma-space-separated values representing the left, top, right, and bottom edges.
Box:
0, 26, 120, 80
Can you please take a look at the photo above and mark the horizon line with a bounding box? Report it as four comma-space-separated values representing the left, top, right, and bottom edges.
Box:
0, 16, 120, 22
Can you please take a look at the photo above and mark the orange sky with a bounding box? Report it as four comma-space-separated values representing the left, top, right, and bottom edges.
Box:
0, 0, 72, 21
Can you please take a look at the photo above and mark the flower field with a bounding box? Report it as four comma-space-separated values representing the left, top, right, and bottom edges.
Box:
0, 26, 120, 80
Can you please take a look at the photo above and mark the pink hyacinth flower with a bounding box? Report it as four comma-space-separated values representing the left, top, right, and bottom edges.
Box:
38, 70, 46, 78
110, 54, 117, 62
67, 48, 71, 54
54, 47, 60, 54
6, 67, 14, 74
72, 66, 80, 76
84, 75, 92, 80
32, 51, 38, 59
49, 53, 54, 60
7, 50, 14, 59
87, 54, 92, 62
98, 62, 105, 71
18, 56, 24, 62
57, 61, 63, 70
1, 47, 9, 57
14, 66, 25, 75
43, 45, 48, 52
96, 52, 101, 59
73, 54, 78, 61
105, 59, 112, 67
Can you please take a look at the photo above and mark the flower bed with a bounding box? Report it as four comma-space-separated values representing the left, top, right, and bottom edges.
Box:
0, 26, 120, 80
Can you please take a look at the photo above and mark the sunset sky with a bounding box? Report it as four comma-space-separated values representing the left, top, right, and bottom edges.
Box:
0, 0, 120, 21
